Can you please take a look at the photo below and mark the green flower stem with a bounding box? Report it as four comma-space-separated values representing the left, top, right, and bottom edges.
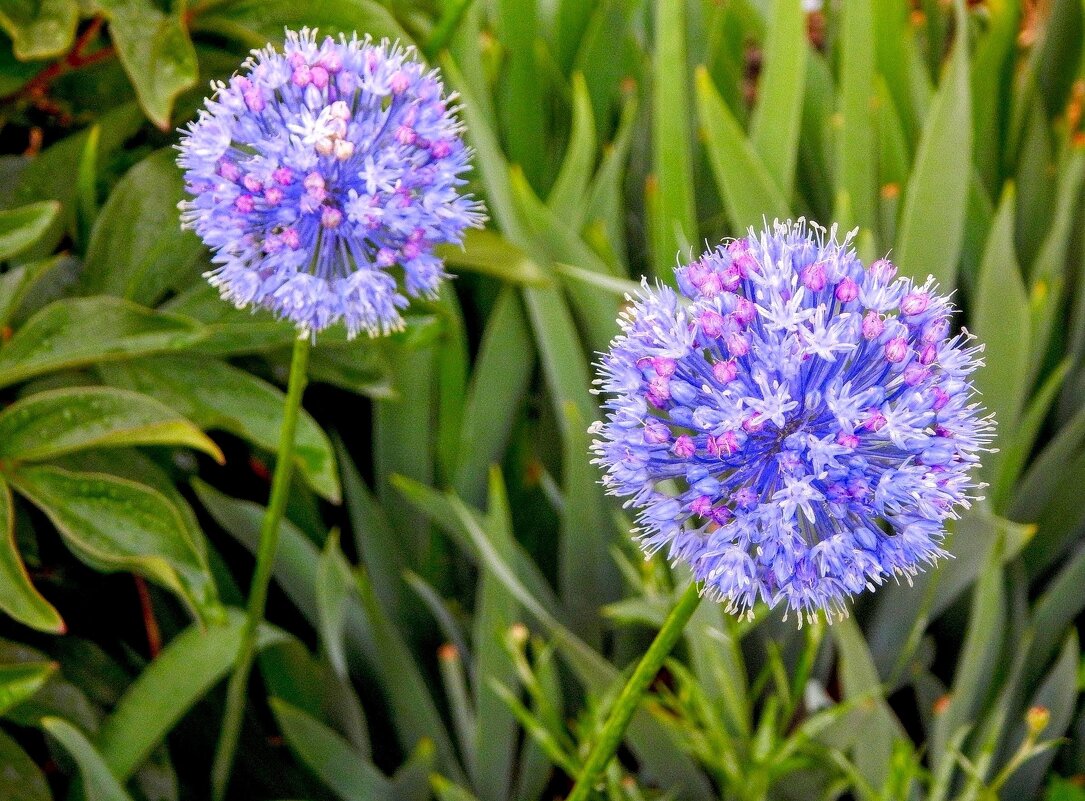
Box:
566, 581, 703, 801
211, 334, 311, 801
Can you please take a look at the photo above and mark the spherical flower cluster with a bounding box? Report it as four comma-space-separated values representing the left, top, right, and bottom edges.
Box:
178, 29, 484, 337
591, 220, 993, 624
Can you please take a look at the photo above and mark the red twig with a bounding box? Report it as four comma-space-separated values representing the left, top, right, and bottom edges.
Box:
134, 576, 163, 658
3, 19, 115, 106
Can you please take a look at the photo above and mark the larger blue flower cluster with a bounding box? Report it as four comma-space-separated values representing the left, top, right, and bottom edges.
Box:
178, 29, 484, 337
592, 220, 993, 624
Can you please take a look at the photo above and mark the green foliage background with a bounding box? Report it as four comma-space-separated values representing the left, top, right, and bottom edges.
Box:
0, 0, 1084, 799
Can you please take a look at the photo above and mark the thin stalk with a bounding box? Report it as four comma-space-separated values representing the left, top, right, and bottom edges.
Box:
566, 582, 702, 801
211, 334, 312, 801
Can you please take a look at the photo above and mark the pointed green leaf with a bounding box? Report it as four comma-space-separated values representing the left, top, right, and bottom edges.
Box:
0, 476, 62, 633
749, 0, 806, 199
0, 386, 222, 464
835, 0, 877, 234
9, 466, 218, 623
0, 201, 60, 262
97, 610, 286, 780
0, 297, 206, 389
694, 66, 789, 232
894, 5, 971, 287
100, 355, 339, 503
41, 717, 135, 801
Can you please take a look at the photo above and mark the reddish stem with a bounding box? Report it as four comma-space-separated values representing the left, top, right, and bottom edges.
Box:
3, 18, 115, 105
134, 576, 162, 658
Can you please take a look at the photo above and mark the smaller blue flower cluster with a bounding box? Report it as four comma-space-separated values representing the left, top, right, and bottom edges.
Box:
178, 29, 484, 337
592, 220, 993, 624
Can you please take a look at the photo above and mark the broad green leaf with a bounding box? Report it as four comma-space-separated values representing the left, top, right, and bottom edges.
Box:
694, 66, 789, 232
82, 149, 202, 305
894, 3, 971, 287
835, 0, 877, 235
0, 201, 60, 262
0, 297, 206, 388
1034, 0, 1084, 119
9, 466, 218, 623
650, 0, 696, 275
270, 697, 392, 801
0, 0, 76, 60
970, 0, 1019, 193
0, 661, 55, 715
41, 717, 134, 801
972, 185, 1030, 482
0, 386, 222, 463
99, 355, 339, 503
0, 727, 50, 801
749, 0, 806, 199
547, 72, 597, 223
94, 0, 197, 129
97, 610, 286, 780
437, 229, 551, 287
0, 476, 63, 633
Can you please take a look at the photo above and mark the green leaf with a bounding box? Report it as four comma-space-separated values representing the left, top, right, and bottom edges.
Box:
193, 0, 412, 47
0, 297, 206, 389
547, 72, 597, 224
831, 616, 906, 789
0, 0, 77, 60
694, 65, 789, 232
97, 610, 286, 781
749, 0, 806, 200
0, 255, 64, 331
0, 201, 60, 262
41, 717, 134, 801
436, 229, 551, 287
0, 661, 56, 715
82, 149, 202, 305
835, 0, 878, 235
99, 355, 339, 503
894, 3, 971, 287
453, 287, 535, 507
929, 536, 1005, 772
0, 476, 63, 633
650, 0, 696, 275
473, 469, 520, 801
493, 0, 546, 191
9, 465, 218, 623
0, 386, 222, 464
972, 185, 1030, 481
94, 0, 197, 129
316, 530, 352, 679
270, 697, 392, 801
0, 727, 50, 801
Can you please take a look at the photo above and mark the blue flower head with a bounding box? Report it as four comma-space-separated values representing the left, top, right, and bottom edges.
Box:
591, 220, 993, 624
178, 29, 484, 337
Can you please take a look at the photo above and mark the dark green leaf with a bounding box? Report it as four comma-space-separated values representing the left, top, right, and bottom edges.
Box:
0, 476, 63, 633
0, 297, 206, 388
0, 727, 50, 801
95, 0, 197, 129
100, 355, 339, 503
9, 465, 219, 623
0, 201, 60, 262
0, 386, 222, 463
0, 0, 77, 60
